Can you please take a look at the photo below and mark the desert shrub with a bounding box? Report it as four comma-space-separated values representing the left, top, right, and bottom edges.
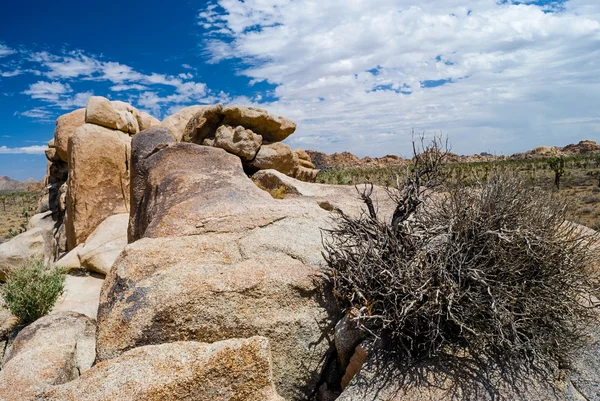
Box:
1, 258, 66, 324
324, 137, 600, 392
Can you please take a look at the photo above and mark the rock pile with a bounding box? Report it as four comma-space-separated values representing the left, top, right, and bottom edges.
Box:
169, 104, 319, 182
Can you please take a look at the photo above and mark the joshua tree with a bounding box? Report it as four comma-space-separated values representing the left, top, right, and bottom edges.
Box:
548, 156, 566, 190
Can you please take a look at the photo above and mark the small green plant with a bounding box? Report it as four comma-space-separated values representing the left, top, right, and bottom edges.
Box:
0, 258, 66, 325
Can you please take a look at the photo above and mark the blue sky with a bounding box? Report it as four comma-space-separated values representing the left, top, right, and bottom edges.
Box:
1, 0, 599, 180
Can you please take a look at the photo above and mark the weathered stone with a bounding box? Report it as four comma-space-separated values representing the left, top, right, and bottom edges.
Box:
44, 147, 61, 162
294, 165, 320, 182
78, 213, 128, 275
128, 143, 278, 240
48, 138, 55, 148
0, 228, 52, 281
53, 108, 85, 162
54, 244, 83, 271
27, 210, 55, 232
213, 125, 263, 161
335, 315, 366, 370
252, 169, 396, 219
0, 312, 95, 400
85, 96, 139, 134
52, 273, 104, 319
138, 111, 161, 131
37, 337, 284, 401
222, 105, 296, 142
97, 232, 339, 401
160, 105, 209, 142
181, 104, 224, 144
247, 142, 298, 175
295, 149, 316, 169
128, 127, 175, 242
65, 123, 131, 250
99, 143, 340, 400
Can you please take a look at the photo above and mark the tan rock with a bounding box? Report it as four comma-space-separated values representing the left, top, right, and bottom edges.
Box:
37, 337, 284, 401
65, 123, 130, 250
222, 105, 296, 142
52, 273, 104, 319
53, 108, 85, 162
100, 143, 340, 400
128, 127, 175, 242
214, 125, 263, 161
97, 231, 338, 401
181, 104, 224, 144
54, 244, 83, 271
294, 149, 316, 168
294, 165, 319, 182
44, 147, 61, 162
0, 312, 95, 400
78, 213, 128, 275
48, 138, 55, 148
0, 228, 51, 281
252, 169, 396, 219
160, 105, 209, 141
138, 111, 160, 131
85, 96, 139, 135
248, 142, 298, 175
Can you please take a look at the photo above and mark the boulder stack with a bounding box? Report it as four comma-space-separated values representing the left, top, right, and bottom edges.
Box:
164, 104, 319, 182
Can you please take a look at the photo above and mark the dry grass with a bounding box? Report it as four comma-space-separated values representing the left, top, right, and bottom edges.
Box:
0, 191, 39, 243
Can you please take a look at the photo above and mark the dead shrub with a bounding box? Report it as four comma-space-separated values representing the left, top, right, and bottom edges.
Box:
323, 137, 600, 394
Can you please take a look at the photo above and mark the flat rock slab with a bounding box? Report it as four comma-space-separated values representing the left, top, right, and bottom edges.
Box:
36, 337, 284, 401
52, 273, 104, 319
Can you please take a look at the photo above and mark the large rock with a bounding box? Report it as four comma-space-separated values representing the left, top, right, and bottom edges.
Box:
78, 213, 128, 275
252, 169, 396, 219
0, 312, 95, 400
213, 125, 263, 161
37, 337, 283, 401
65, 123, 131, 250
181, 104, 224, 144
160, 105, 210, 141
222, 105, 296, 142
99, 143, 340, 400
0, 228, 52, 281
53, 108, 85, 162
85, 96, 139, 135
52, 273, 104, 319
247, 142, 298, 175
128, 127, 175, 242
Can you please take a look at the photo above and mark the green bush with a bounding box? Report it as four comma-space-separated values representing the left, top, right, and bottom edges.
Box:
1, 258, 66, 325
324, 138, 600, 395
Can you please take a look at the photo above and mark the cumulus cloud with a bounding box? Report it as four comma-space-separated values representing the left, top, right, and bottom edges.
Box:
198, 0, 600, 155
23, 81, 72, 102
0, 145, 47, 154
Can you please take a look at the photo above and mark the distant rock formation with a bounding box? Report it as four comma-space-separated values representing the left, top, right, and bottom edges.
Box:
0, 176, 39, 192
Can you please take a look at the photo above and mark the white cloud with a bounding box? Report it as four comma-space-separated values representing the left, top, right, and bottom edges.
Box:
178, 72, 194, 79
110, 84, 149, 92
182, 64, 194, 69
17, 108, 53, 119
23, 81, 72, 101
199, 0, 600, 155
0, 145, 47, 154
1, 69, 22, 77
0, 43, 15, 58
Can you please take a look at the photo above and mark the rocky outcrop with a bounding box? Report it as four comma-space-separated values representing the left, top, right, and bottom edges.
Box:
0, 312, 95, 400
53, 108, 86, 163
99, 143, 340, 400
78, 213, 128, 275
214, 125, 263, 161
37, 337, 283, 401
52, 273, 104, 319
0, 228, 52, 281
248, 142, 298, 175
85, 96, 140, 135
163, 103, 318, 182
65, 124, 131, 249
222, 105, 296, 143
160, 105, 209, 141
